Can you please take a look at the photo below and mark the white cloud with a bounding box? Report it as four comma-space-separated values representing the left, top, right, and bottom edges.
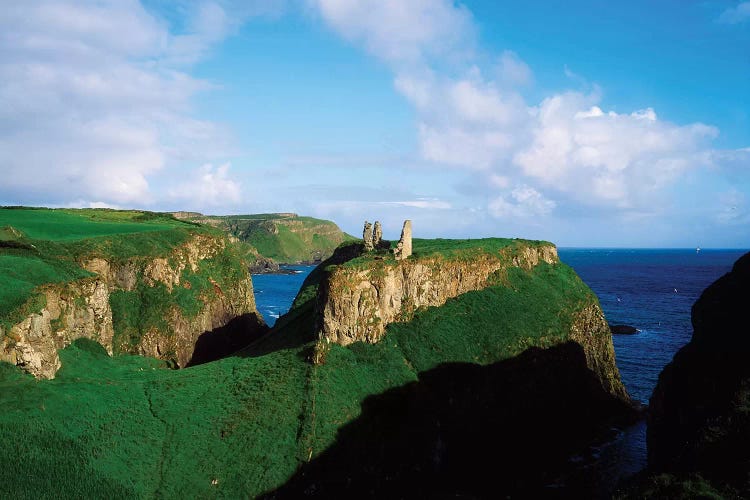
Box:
0, 1, 250, 208
497, 50, 532, 87
380, 199, 452, 209
718, 2, 750, 24
488, 185, 555, 218
514, 92, 718, 207
309, 0, 474, 67
308, 0, 743, 220
168, 163, 242, 208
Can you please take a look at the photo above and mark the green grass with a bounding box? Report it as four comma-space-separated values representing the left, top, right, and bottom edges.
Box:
0, 337, 310, 499
0, 238, 601, 497
0, 207, 224, 331
0, 208, 186, 242
341, 237, 551, 269
109, 242, 250, 353
177, 212, 352, 264
306, 261, 594, 456
0, 253, 92, 329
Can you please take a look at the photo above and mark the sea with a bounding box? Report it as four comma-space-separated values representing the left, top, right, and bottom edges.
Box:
252, 249, 747, 492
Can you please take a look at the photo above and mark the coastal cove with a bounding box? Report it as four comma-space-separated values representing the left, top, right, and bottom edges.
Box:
252, 248, 747, 492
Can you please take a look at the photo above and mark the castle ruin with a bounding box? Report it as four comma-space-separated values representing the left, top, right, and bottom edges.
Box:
360, 219, 412, 260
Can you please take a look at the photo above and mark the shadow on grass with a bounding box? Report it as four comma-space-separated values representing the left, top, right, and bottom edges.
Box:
264, 341, 638, 499
186, 313, 269, 367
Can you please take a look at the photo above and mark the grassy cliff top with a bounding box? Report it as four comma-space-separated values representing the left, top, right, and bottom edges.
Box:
174, 211, 353, 264
338, 237, 554, 269
0, 207, 192, 241
0, 207, 215, 328
0, 237, 610, 497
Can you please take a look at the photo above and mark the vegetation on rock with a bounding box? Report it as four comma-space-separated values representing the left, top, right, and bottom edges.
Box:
0, 236, 634, 497
0, 207, 265, 377
173, 212, 353, 265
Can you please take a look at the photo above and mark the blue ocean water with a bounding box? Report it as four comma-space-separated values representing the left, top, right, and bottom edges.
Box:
558, 248, 746, 489
558, 248, 746, 405
252, 265, 315, 327
251, 249, 747, 490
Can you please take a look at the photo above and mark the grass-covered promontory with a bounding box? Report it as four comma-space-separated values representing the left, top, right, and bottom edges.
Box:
173, 212, 353, 265
0, 238, 633, 498
0, 207, 261, 371
0, 207, 196, 329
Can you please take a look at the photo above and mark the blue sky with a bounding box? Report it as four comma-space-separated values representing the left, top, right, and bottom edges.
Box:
1, 1, 748, 247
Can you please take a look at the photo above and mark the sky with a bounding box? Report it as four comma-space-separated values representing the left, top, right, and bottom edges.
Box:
1, 0, 749, 247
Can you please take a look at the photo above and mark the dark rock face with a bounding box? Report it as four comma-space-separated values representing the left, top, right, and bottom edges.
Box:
609, 324, 638, 335
648, 252, 750, 493
186, 313, 268, 366
265, 342, 637, 499
249, 257, 280, 274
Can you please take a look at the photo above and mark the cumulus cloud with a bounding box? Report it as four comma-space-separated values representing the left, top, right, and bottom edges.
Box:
488, 185, 556, 218
309, 0, 474, 67
168, 163, 242, 208
309, 0, 739, 219
718, 2, 750, 24
515, 94, 718, 207
0, 0, 251, 208
497, 50, 532, 87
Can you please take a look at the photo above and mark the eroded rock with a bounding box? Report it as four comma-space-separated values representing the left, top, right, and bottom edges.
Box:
393, 220, 412, 260
363, 221, 374, 251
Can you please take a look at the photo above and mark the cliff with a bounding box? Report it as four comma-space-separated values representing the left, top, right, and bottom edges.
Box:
313, 239, 628, 401
0, 208, 265, 379
645, 251, 750, 495
0, 234, 634, 498
173, 212, 352, 266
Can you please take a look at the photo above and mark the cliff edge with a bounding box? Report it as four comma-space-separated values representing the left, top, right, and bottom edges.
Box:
312, 238, 628, 402
646, 251, 750, 495
0, 208, 266, 379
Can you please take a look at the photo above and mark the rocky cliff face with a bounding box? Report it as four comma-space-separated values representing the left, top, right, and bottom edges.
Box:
647, 252, 750, 493
315, 241, 628, 401
0, 234, 264, 379
318, 244, 558, 345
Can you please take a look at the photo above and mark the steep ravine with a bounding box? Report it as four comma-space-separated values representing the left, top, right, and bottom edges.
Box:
0, 233, 266, 379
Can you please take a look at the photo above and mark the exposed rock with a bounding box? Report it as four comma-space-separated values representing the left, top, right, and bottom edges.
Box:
647, 252, 750, 493
0, 233, 266, 379
0, 278, 113, 379
314, 240, 627, 402
319, 242, 556, 346
393, 220, 412, 260
609, 324, 639, 335
362, 221, 374, 251
249, 256, 280, 274
373, 221, 382, 248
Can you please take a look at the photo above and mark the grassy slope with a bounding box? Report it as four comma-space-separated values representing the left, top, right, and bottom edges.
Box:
178, 213, 353, 264
0, 208, 190, 327
0, 239, 600, 498
342, 237, 551, 269
0, 208, 244, 354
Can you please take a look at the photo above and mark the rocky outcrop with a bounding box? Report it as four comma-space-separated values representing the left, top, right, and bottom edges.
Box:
318, 242, 559, 346
0, 278, 113, 379
248, 256, 280, 274
362, 221, 374, 251
393, 220, 412, 260
0, 233, 265, 379
647, 252, 750, 493
373, 221, 383, 248
609, 324, 638, 335
314, 240, 626, 400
